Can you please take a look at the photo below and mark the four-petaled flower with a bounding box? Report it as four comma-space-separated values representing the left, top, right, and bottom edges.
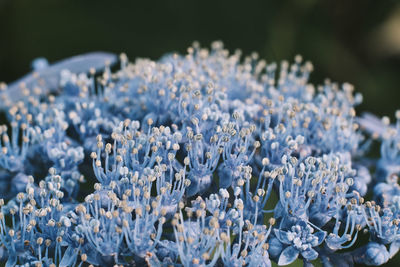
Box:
275, 221, 326, 265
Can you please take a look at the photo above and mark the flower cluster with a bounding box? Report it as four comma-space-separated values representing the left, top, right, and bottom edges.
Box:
0, 42, 399, 266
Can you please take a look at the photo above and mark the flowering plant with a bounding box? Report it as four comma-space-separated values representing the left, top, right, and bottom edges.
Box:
0, 42, 399, 266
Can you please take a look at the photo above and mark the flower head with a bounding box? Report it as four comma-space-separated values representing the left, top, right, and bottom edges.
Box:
0, 42, 398, 266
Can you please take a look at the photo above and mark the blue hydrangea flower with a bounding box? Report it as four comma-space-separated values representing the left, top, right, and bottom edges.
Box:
0, 42, 399, 266
274, 221, 326, 265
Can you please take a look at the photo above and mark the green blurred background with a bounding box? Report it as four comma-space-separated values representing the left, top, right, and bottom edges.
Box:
0, 0, 400, 266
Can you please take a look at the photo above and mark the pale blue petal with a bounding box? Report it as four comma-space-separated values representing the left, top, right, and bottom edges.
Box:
301, 248, 318, 261
278, 246, 299, 266
59, 246, 78, 267
314, 231, 327, 246
274, 229, 292, 245
389, 241, 400, 259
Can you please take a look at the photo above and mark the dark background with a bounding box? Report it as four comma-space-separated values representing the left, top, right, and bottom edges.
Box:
1, 0, 400, 118
0, 0, 400, 266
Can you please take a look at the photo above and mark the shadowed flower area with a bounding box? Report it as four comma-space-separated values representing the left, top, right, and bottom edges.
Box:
0, 41, 398, 266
